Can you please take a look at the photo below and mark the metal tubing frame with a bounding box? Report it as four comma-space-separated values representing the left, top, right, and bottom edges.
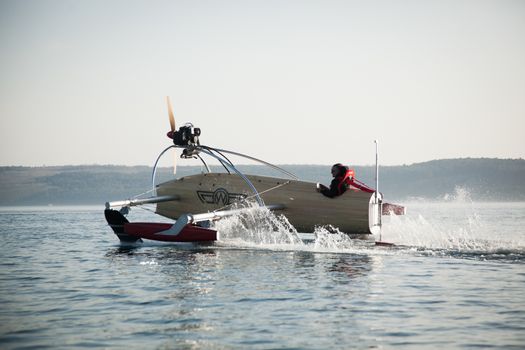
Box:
152, 145, 175, 194
197, 147, 265, 206
151, 144, 296, 207
204, 146, 298, 180
152, 145, 214, 195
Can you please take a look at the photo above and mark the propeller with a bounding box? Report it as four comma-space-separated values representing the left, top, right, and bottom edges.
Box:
166, 96, 177, 174
167, 96, 175, 134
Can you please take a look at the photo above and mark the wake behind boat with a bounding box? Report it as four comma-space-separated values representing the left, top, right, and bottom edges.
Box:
104, 98, 405, 244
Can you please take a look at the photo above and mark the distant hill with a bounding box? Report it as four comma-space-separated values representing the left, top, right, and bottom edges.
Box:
0, 158, 524, 205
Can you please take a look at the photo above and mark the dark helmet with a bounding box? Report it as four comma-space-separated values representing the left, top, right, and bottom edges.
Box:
332, 163, 348, 177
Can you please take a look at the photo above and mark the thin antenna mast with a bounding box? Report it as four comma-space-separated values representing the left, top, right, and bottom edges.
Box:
375, 140, 381, 242
374, 140, 379, 201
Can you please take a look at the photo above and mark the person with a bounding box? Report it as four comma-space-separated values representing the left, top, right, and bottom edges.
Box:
317, 163, 354, 198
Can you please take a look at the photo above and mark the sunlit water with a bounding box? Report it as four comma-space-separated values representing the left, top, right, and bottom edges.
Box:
0, 200, 524, 349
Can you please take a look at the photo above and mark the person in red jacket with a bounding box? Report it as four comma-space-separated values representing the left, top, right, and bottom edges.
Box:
317, 163, 355, 198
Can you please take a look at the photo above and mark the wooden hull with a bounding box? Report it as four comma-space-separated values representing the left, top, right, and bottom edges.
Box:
156, 173, 376, 234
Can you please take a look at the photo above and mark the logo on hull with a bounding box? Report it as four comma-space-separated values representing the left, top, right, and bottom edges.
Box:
197, 188, 246, 206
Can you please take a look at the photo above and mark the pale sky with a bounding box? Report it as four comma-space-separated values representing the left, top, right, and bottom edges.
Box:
1, 0, 524, 167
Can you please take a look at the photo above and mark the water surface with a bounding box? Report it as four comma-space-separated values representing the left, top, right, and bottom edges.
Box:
0, 202, 524, 349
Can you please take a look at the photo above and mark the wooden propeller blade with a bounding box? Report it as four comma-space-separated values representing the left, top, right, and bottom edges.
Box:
166, 96, 175, 132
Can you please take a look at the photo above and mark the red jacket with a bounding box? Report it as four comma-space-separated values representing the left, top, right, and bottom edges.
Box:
320, 167, 374, 198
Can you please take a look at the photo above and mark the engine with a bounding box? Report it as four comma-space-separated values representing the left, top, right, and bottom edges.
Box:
172, 123, 201, 146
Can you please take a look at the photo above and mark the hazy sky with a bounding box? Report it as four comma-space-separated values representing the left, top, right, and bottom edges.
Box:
1, 0, 524, 167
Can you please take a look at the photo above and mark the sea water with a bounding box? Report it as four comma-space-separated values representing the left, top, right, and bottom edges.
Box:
0, 199, 524, 349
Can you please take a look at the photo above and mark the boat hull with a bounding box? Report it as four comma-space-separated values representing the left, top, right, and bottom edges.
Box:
156, 173, 377, 234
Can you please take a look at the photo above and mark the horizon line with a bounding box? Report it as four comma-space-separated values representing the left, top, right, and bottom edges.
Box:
1, 157, 524, 169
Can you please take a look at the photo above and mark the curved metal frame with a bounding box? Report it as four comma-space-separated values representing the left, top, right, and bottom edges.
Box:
206, 146, 298, 180
151, 145, 175, 194
198, 148, 264, 206
151, 144, 297, 207
196, 154, 211, 173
